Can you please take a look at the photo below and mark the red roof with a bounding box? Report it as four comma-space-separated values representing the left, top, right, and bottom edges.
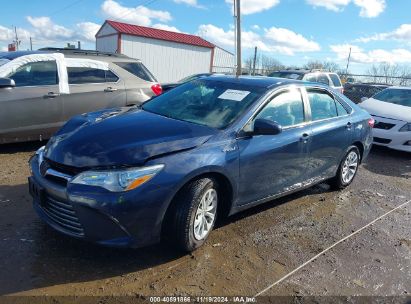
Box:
101, 20, 215, 49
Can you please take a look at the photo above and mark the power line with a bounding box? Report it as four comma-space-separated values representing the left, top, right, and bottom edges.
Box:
111, 0, 161, 23
49, 0, 87, 17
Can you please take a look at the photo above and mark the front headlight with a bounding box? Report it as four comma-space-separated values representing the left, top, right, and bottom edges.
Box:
36, 146, 45, 167
70, 164, 164, 192
399, 123, 411, 132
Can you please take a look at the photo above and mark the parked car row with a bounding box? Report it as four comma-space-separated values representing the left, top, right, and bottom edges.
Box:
0, 49, 162, 144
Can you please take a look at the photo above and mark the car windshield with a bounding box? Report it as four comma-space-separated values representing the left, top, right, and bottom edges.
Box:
269, 72, 303, 80
142, 79, 267, 129
373, 88, 411, 107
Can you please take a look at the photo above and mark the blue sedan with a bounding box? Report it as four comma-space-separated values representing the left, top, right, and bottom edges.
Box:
28, 76, 374, 251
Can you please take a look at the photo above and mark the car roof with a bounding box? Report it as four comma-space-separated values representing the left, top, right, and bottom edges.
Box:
202, 75, 317, 89
0, 49, 137, 63
271, 70, 307, 75
0, 50, 49, 60
271, 70, 338, 75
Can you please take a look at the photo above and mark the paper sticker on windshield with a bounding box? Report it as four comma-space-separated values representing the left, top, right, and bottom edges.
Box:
218, 90, 250, 101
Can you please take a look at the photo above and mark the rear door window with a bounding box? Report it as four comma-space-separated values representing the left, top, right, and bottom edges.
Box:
8, 61, 58, 87
105, 70, 119, 83
329, 74, 342, 87
67, 68, 119, 84
307, 89, 338, 121
114, 62, 157, 82
335, 100, 349, 116
68, 67, 105, 84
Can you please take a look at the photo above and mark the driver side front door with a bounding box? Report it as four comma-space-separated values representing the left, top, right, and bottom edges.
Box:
0, 60, 64, 143
236, 87, 311, 205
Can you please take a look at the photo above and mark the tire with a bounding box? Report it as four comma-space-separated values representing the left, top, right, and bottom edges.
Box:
330, 146, 361, 190
168, 178, 218, 252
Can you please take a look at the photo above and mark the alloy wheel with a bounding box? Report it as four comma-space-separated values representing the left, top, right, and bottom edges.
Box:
193, 188, 217, 241
342, 151, 359, 184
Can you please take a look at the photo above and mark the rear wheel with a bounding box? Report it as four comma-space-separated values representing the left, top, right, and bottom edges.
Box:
169, 178, 218, 252
330, 146, 360, 190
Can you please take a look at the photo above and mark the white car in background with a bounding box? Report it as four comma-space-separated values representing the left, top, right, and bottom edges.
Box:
359, 87, 411, 152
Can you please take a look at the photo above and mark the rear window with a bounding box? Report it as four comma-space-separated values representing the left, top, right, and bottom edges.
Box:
373, 88, 411, 107
329, 74, 342, 87
114, 62, 157, 82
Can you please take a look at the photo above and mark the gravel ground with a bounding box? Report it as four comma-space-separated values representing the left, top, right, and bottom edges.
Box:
0, 142, 410, 299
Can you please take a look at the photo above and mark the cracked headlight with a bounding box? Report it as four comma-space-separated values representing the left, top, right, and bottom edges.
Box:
70, 164, 164, 192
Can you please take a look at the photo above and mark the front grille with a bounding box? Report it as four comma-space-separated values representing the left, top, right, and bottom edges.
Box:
45, 159, 83, 176
374, 137, 392, 144
41, 197, 84, 236
374, 121, 396, 130
41, 159, 83, 185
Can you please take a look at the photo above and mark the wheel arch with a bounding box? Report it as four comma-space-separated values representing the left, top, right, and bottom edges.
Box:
352, 141, 365, 163
160, 170, 234, 239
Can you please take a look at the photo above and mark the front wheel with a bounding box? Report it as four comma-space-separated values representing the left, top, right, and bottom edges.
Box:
330, 146, 360, 190
169, 178, 218, 252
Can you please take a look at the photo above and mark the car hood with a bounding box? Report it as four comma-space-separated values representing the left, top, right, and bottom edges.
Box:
44, 108, 217, 168
359, 98, 411, 122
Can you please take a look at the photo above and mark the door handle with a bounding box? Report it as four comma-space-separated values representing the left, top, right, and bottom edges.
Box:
346, 122, 352, 129
300, 133, 310, 143
44, 92, 60, 98
104, 87, 118, 92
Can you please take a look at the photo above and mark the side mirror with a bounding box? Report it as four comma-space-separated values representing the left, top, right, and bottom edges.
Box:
253, 119, 282, 136
360, 97, 368, 103
0, 78, 15, 89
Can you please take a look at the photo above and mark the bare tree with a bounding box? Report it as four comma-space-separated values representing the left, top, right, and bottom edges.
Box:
260, 55, 284, 74
304, 60, 340, 73
366, 63, 410, 85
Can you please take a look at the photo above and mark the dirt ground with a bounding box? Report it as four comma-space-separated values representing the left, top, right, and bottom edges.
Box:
0, 142, 410, 300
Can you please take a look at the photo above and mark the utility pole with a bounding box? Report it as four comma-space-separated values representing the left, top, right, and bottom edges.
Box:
252, 46, 257, 76
30, 37, 33, 51
13, 26, 20, 51
235, 0, 242, 77
345, 47, 352, 76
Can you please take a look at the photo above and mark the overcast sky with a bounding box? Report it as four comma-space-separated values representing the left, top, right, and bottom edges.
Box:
1, 0, 410, 73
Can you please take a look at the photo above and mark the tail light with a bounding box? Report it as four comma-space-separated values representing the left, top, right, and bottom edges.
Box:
368, 118, 375, 128
151, 84, 163, 96
340, 88, 344, 94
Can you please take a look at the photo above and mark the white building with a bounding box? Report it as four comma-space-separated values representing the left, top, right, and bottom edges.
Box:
95, 20, 234, 83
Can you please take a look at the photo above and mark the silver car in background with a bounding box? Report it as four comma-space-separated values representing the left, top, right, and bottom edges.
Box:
0, 48, 162, 144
